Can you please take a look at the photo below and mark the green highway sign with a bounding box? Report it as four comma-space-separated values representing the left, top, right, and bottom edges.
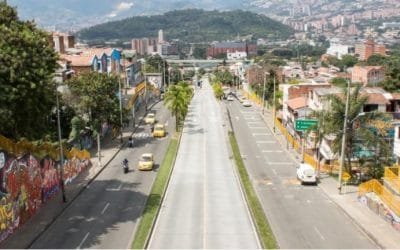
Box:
295, 119, 318, 131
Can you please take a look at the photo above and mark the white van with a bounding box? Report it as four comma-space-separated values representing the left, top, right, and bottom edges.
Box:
296, 163, 317, 185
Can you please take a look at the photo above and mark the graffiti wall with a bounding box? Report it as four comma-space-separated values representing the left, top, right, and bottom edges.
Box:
0, 149, 91, 243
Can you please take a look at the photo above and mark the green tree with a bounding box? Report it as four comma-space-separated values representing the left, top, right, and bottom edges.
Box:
366, 54, 386, 66
341, 55, 358, 68
65, 72, 121, 136
322, 85, 391, 178
163, 81, 193, 131
0, 2, 59, 140
330, 77, 348, 87
212, 82, 224, 100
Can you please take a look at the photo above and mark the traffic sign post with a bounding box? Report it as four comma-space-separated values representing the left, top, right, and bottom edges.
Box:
295, 119, 318, 131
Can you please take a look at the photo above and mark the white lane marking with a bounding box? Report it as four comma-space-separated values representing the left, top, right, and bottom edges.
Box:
235, 116, 239, 121
165, 121, 169, 126
101, 203, 110, 215
203, 115, 208, 249
314, 226, 325, 240
252, 133, 271, 136
248, 127, 266, 129
248, 121, 264, 124
268, 162, 294, 165
262, 150, 283, 153
77, 232, 90, 249
272, 169, 277, 175
256, 141, 276, 144
106, 184, 122, 192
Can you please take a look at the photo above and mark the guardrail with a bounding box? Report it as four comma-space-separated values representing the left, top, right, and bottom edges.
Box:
359, 179, 400, 217
384, 167, 400, 194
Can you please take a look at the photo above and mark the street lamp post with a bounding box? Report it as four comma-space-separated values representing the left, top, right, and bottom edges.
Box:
273, 75, 277, 133
338, 78, 351, 194
262, 72, 268, 115
56, 83, 67, 203
118, 72, 123, 144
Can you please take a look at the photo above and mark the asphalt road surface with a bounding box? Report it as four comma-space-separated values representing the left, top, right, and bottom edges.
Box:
30, 101, 174, 249
226, 98, 378, 249
148, 79, 260, 249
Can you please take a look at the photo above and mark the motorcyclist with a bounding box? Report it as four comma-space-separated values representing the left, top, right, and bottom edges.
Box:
128, 136, 133, 147
122, 158, 129, 173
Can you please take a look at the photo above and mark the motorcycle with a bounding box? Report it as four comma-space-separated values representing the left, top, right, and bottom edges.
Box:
122, 159, 129, 174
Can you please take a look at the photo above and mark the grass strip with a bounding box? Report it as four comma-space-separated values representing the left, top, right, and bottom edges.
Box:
228, 131, 278, 249
131, 133, 180, 249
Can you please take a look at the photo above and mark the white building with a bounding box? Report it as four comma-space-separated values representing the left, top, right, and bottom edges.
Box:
326, 38, 355, 59
227, 51, 247, 60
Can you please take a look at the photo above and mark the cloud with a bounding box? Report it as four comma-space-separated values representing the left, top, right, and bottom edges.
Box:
107, 2, 134, 18
116, 2, 134, 11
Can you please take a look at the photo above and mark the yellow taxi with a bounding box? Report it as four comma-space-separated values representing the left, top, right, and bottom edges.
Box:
144, 113, 156, 124
153, 124, 166, 137
138, 153, 154, 171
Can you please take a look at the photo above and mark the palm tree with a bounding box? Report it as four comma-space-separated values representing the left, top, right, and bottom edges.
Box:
163, 81, 193, 131
322, 85, 392, 178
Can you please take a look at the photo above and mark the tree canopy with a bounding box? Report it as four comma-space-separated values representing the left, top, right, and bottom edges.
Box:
78, 9, 294, 43
65, 72, 121, 135
0, 1, 59, 140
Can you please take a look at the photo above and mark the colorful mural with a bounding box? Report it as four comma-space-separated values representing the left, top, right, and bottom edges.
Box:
0, 137, 92, 244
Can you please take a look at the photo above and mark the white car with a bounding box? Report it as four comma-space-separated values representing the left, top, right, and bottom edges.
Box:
227, 95, 234, 101
242, 100, 252, 107
296, 163, 317, 185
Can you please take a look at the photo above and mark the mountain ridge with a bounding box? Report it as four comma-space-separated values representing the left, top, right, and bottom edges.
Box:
77, 9, 293, 43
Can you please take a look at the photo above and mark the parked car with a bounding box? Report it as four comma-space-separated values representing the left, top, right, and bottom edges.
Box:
296, 163, 317, 185
242, 100, 252, 107
227, 95, 235, 101
138, 153, 154, 171
145, 113, 156, 124
153, 123, 166, 137
239, 97, 246, 103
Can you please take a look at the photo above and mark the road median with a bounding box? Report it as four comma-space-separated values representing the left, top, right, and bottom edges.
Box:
228, 131, 278, 249
131, 132, 181, 249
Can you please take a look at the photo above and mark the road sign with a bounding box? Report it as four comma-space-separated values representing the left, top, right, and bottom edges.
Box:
342, 172, 351, 182
295, 119, 318, 131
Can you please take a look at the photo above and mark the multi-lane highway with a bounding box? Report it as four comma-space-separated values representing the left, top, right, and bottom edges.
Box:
148, 79, 260, 249
226, 98, 378, 249
30, 102, 173, 249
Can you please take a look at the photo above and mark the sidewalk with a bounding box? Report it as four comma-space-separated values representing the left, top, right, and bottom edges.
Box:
1, 99, 160, 249
259, 107, 400, 249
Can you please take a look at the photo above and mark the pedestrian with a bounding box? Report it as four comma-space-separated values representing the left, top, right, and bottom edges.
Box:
128, 136, 133, 147
150, 124, 154, 133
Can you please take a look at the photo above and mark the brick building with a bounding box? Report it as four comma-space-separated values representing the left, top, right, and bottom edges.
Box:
207, 42, 257, 58
355, 39, 386, 61
351, 65, 385, 86
131, 38, 157, 55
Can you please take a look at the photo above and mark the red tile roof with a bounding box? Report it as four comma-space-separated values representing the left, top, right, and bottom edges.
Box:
286, 96, 308, 110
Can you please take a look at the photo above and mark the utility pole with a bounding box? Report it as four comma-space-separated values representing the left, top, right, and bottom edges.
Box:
338, 78, 351, 194
163, 60, 166, 92
273, 75, 277, 133
262, 72, 267, 114
97, 133, 101, 167
118, 71, 123, 144
56, 82, 67, 203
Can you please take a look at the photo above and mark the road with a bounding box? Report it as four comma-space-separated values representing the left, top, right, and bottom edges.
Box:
148, 79, 260, 249
30, 101, 174, 249
226, 99, 378, 249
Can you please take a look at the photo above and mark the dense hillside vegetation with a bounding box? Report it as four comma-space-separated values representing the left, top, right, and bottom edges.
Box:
77, 9, 293, 43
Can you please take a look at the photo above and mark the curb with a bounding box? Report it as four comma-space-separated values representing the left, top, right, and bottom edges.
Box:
254, 102, 385, 249
144, 132, 182, 249
224, 105, 265, 249
318, 187, 385, 249
24, 99, 161, 249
